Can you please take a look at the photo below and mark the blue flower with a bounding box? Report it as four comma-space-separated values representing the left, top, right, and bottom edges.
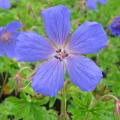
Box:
109, 16, 120, 36
16, 5, 107, 96
86, 0, 107, 10
0, 21, 22, 58
0, 0, 11, 9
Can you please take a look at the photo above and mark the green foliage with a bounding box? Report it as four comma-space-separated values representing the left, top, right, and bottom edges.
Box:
0, 96, 57, 120
68, 92, 115, 120
0, 0, 120, 120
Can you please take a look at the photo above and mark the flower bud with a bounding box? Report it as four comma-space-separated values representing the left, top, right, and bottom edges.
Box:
115, 101, 120, 114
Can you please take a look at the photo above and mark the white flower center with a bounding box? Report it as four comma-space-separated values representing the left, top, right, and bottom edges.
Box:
54, 48, 69, 61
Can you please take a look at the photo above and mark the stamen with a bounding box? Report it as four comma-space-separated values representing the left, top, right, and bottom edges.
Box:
54, 49, 69, 61
56, 49, 61, 53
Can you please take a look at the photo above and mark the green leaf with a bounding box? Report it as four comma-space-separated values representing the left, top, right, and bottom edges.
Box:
0, 96, 57, 120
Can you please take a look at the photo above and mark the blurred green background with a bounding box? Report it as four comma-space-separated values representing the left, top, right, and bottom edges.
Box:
0, 0, 120, 120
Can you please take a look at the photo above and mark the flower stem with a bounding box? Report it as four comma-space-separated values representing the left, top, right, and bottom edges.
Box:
98, 94, 119, 101
60, 81, 67, 120
79, 0, 87, 17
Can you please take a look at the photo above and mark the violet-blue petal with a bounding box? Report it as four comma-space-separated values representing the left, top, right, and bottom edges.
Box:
67, 22, 107, 54
108, 16, 120, 36
6, 21, 22, 32
66, 55, 102, 91
0, 41, 3, 56
4, 39, 16, 58
86, 0, 97, 10
32, 59, 64, 96
98, 0, 107, 4
0, 27, 4, 35
0, 27, 4, 56
0, 0, 11, 9
16, 32, 54, 62
42, 5, 70, 45
3, 32, 19, 58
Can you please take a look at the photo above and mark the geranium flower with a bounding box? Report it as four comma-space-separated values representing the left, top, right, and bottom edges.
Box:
16, 5, 107, 96
0, 0, 11, 9
109, 16, 120, 36
86, 0, 107, 10
0, 21, 22, 58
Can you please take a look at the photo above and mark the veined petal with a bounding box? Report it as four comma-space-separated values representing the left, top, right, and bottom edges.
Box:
32, 59, 64, 96
108, 16, 120, 36
86, 0, 97, 10
0, 27, 4, 56
0, 27, 4, 35
66, 55, 102, 91
0, 0, 11, 9
3, 32, 19, 58
0, 42, 3, 56
4, 41, 16, 58
98, 0, 107, 4
16, 32, 54, 62
6, 21, 22, 32
67, 22, 107, 54
42, 5, 71, 45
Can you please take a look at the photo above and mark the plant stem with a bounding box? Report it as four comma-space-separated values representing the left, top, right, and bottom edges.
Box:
79, 0, 87, 17
60, 82, 67, 120
98, 94, 119, 101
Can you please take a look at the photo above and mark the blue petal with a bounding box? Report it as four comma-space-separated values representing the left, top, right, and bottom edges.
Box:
108, 16, 120, 36
86, 0, 97, 10
3, 33, 19, 58
0, 27, 4, 56
32, 59, 64, 96
6, 21, 22, 32
16, 32, 54, 62
67, 22, 107, 54
66, 55, 102, 91
98, 0, 107, 4
0, 25, 20, 58
0, 27, 4, 39
42, 5, 70, 46
4, 40, 16, 58
0, 0, 11, 9
0, 41, 3, 56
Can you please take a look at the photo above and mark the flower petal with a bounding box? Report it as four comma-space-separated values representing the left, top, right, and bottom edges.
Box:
0, 42, 3, 56
98, 0, 107, 4
32, 59, 64, 96
66, 55, 102, 91
6, 21, 22, 32
0, 0, 11, 9
3, 33, 19, 58
42, 5, 70, 45
67, 22, 107, 54
0, 27, 4, 56
16, 32, 54, 62
0, 27, 4, 35
108, 16, 120, 36
4, 41, 16, 58
86, 0, 97, 10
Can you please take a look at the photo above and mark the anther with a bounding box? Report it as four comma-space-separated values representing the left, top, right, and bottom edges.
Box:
56, 49, 61, 53
54, 49, 69, 61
